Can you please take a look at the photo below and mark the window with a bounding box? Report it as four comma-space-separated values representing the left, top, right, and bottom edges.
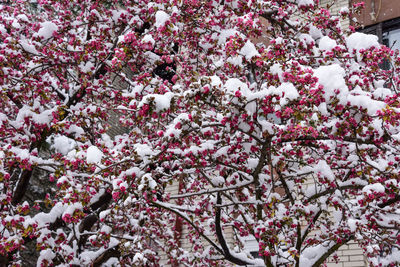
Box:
382, 28, 400, 51
359, 17, 400, 48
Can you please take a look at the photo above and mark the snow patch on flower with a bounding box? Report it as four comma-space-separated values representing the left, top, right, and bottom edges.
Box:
346, 32, 379, 52
298, 33, 314, 45
79, 61, 94, 73
363, 183, 385, 194
35, 21, 58, 39
62, 202, 83, 219
267, 82, 299, 106
348, 219, 359, 232
52, 135, 76, 155
142, 34, 155, 46
347, 94, 385, 115
314, 64, 347, 102
239, 40, 260, 60
155, 10, 170, 27
86, 146, 103, 164
38, 249, 56, 264
140, 92, 174, 112
319, 36, 337, 51
134, 143, 155, 158
218, 29, 240, 45
225, 78, 248, 95
314, 160, 335, 181
297, 0, 314, 6
0, 24, 6, 35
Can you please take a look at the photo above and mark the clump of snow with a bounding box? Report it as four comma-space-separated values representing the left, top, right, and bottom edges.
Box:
155, 11, 170, 28
300, 242, 332, 266
13, 105, 53, 128
239, 40, 260, 60
347, 94, 385, 116
79, 61, 94, 73
270, 63, 283, 80
163, 113, 191, 138
297, 0, 314, 6
319, 36, 337, 51
346, 32, 379, 52
52, 135, 76, 155
133, 253, 144, 263
218, 29, 241, 45
309, 25, 323, 40
348, 219, 359, 232
17, 14, 29, 22
65, 125, 85, 137
99, 210, 111, 221
314, 64, 347, 102
38, 249, 56, 264
298, 34, 314, 45
12, 20, 21, 29
142, 34, 155, 45
0, 24, 7, 35
19, 40, 38, 54
86, 146, 103, 164
100, 225, 112, 234
133, 143, 155, 158
314, 160, 335, 181
32, 202, 67, 227
225, 78, 248, 94
138, 173, 157, 191
227, 55, 243, 66
139, 92, 174, 112
210, 76, 222, 87
274, 37, 284, 45
211, 176, 225, 186
35, 21, 58, 39
373, 87, 392, 99
267, 82, 299, 106
363, 183, 385, 194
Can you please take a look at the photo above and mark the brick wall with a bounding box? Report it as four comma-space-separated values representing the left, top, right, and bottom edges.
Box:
326, 242, 367, 267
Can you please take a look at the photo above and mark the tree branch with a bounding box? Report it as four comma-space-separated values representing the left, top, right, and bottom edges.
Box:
378, 194, 400, 209
311, 235, 354, 267
151, 200, 224, 256
215, 193, 254, 266
169, 181, 253, 199
308, 184, 364, 202
92, 245, 120, 267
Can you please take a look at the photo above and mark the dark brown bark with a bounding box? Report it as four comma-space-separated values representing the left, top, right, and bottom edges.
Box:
311, 235, 354, 267
378, 194, 400, 208
11, 169, 33, 205
92, 246, 121, 267
215, 193, 253, 266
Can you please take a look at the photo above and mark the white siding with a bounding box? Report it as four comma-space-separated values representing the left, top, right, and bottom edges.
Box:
320, 0, 350, 29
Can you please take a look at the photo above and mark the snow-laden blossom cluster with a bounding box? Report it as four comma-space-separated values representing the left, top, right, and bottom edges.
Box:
1, 0, 400, 266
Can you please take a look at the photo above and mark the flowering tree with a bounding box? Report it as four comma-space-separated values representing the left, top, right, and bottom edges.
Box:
2, 0, 400, 266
